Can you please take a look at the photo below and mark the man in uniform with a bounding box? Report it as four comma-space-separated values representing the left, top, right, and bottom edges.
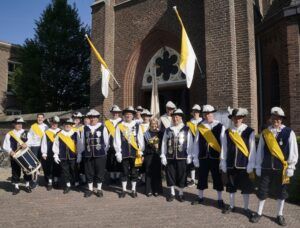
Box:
250, 107, 298, 226
192, 105, 226, 208
159, 101, 176, 132
135, 106, 144, 124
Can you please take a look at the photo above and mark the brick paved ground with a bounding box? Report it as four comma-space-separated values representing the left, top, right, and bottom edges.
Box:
0, 167, 299, 228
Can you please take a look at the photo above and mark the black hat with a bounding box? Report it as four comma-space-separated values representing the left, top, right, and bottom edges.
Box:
171, 109, 184, 117
12, 117, 25, 124
122, 106, 136, 115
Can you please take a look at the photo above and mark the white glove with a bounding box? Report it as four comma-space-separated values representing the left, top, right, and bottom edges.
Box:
221, 167, 227, 173
246, 165, 253, 174
193, 158, 199, 168
186, 155, 192, 165
220, 161, 227, 173
255, 168, 261, 177
116, 153, 122, 163
42, 155, 47, 160
76, 155, 82, 164
161, 156, 167, 166
54, 156, 61, 164
138, 151, 143, 157
286, 168, 294, 177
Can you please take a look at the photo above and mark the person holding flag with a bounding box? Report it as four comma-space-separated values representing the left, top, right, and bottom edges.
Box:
220, 107, 256, 216
186, 104, 202, 187
105, 105, 123, 184
41, 116, 61, 191
250, 107, 298, 226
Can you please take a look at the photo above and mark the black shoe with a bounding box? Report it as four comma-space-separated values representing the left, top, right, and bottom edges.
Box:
178, 195, 185, 202
31, 182, 38, 189
276, 216, 287, 226
12, 187, 20, 195
250, 213, 262, 223
47, 185, 53, 191
53, 182, 59, 189
153, 192, 159, 197
25, 186, 32, 193
84, 190, 93, 198
96, 190, 103, 198
187, 180, 195, 187
63, 187, 70, 194
166, 195, 175, 202
146, 193, 152, 197
217, 200, 225, 209
242, 209, 252, 218
119, 191, 126, 198
131, 191, 138, 198
222, 206, 235, 214
191, 198, 204, 205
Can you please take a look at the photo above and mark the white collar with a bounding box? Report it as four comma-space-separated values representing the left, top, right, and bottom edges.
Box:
61, 129, 74, 136
88, 122, 102, 130
48, 128, 60, 133
13, 129, 24, 134
122, 120, 136, 128
171, 123, 185, 130
268, 124, 286, 133
231, 123, 247, 132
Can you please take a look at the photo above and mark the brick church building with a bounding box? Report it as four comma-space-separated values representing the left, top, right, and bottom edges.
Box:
89, 0, 300, 134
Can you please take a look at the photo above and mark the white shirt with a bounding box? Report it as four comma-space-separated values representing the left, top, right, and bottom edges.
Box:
78, 122, 110, 155
255, 125, 298, 171
3, 129, 25, 153
114, 120, 141, 154
192, 120, 226, 161
52, 129, 81, 158
161, 123, 193, 158
190, 117, 203, 125
41, 128, 61, 156
220, 123, 256, 171
27, 123, 48, 147
135, 118, 143, 124
159, 114, 173, 130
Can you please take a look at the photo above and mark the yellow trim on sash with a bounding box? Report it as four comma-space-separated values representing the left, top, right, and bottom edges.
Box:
198, 124, 221, 153
8, 131, 24, 145
228, 129, 249, 157
262, 129, 289, 184
187, 121, 197, 137
31, 123, 44, 138
105, 120, 116, 138
57, 132, 76, 154
45, 130, 56, 143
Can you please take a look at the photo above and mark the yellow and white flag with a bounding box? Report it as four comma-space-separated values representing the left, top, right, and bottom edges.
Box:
85, 34, 110, 98
173, 6, 196, 88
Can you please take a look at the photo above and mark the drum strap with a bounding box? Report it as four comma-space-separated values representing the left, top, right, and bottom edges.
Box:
31, 123, 44, 138
8, 131, 24, 145
57, 133, 76, 154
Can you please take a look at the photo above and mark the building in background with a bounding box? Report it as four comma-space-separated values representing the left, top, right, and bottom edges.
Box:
90, 0, 300, 134
0, 41, 21, 115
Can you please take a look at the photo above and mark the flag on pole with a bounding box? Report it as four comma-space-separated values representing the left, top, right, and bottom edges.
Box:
150, 68, 160, 119
173, 6, 196, 88
85, 34, 110, 98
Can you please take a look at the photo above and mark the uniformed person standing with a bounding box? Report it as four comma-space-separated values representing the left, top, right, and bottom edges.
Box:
135, 106, 144, 124
114, 106, 142, 198
79, 109, 110, 198
250, 107, 298, 226
161, 109, 193, 202
192, 105, 226, 208
186, 104, 203, 187
159, 101, 176, 132
220, 107, 256, 215
3, 117, 32, 194
41, 116, 61, 190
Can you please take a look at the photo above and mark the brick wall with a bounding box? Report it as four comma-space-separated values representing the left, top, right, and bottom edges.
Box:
0, 44, 10, 114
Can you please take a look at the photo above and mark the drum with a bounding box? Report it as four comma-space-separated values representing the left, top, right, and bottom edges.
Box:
13, 147, 41, 175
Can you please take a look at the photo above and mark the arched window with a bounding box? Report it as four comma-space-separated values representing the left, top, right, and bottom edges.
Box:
270, 59, 280, 106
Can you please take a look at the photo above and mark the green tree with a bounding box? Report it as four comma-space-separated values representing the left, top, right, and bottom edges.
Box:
15, 0, 90, 113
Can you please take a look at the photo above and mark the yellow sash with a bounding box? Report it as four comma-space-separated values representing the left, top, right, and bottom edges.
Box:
187, 121, 197, 137
72, 126, 84, 132
262, 129, 289, 184
228, 129, 249, 157
57, 132, 76, 154
8, 131, 24, 145
31, 123, 44, 138
105, 120, 116, 138
118, 123, 142, 167
198, 124, 221, 153
45, 130, 56, 143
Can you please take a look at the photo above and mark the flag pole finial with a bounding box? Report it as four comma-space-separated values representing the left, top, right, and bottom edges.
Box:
173, 6, 177, 11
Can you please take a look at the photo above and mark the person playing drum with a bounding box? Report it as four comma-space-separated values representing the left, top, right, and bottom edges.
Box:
3, 117, 32, 195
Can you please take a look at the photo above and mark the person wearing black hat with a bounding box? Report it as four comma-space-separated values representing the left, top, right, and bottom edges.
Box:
250, 107, 298, 226
220, 107, 256, 215
161, 109, 193, 202
186, 104, 203, 187
41, 116, 61, 190
192, 105, 226, 208
53, 118, 80, 194
3, 117, 32, 195
78, 109, 110, 198
114, 106, 141, 198
105, 105, 123, 184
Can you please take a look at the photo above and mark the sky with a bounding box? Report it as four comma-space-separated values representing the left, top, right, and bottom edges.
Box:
0, 0, 94, 45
